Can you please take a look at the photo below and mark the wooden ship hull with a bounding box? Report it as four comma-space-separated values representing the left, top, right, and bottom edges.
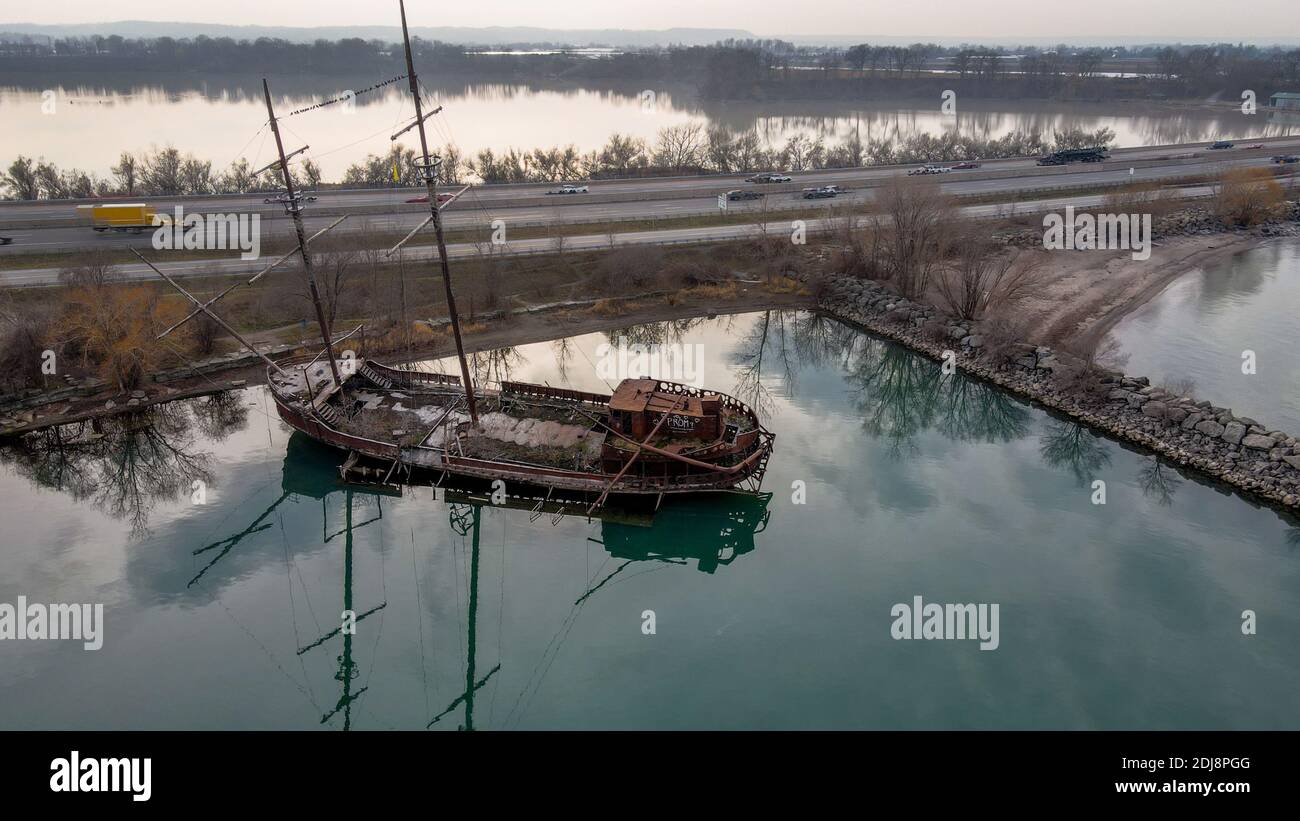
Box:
268, 357, 775, 505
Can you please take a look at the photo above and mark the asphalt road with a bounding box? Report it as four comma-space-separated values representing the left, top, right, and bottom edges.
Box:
2, 135, 1298, 259
0, 183, 1218, 288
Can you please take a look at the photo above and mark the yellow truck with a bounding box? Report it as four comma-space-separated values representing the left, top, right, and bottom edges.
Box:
77, 203, 171, 234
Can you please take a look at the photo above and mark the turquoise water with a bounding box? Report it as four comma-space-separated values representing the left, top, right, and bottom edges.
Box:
1, 311, 1297, 729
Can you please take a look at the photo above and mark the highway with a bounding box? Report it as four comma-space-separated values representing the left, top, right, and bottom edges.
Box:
2, 135, 1299, 260
0, 183, 1219, 288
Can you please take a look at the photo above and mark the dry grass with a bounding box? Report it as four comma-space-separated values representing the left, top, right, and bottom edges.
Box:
590, 298, 628, 317
683, 282, 739, 299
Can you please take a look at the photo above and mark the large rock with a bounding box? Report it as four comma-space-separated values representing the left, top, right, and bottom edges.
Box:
1284, 455, 1300, 470
1241, 433, 1275, 450
1181, 412, 1204, 430
1221, 421, 1246, 445
1195, 420, 1226, 437
1141, 401, 1167, 419
1167, 407, 1189, 424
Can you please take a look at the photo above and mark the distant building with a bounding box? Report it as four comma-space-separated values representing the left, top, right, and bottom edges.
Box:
1270, 92, 1300, 110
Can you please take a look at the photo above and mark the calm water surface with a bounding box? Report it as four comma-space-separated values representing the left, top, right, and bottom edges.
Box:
1, 75, 1297, 180
1112, 237, 1300, 434
1, 311, 1297, 729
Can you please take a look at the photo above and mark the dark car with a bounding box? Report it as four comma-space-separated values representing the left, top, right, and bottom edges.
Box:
1209, 141, 1235, 150
0, 236, 12, 245
1273, 155, 1300, 164
726, 189, 764, 201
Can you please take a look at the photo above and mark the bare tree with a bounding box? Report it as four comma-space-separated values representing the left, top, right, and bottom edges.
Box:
652, 123, 706, 171
111, 152, 138, 195
878, 176, 954, 299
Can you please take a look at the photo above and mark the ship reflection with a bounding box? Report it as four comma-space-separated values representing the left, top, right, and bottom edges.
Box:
198, 433, 774, 730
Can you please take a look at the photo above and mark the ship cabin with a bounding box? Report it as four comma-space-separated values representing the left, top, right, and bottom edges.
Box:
607, 379, 722, 444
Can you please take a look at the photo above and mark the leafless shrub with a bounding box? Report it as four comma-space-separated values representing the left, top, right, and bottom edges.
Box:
192, 313, 222, 356
594, 245, 666, 295
1161, 376, 1197, 400
0, 312, 52, 391
828, 215, 891, 279
934, 230, 1043, 321
1055, 334, 1129, 399
58, 251, 118, 289
979, 317, 1032, 365
1213, 167, 1286, 227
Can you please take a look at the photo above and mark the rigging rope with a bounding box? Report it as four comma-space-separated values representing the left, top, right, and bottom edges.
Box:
286, 74, 407, 117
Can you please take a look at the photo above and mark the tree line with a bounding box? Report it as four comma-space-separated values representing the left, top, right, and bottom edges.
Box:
4, 34, 1299, 100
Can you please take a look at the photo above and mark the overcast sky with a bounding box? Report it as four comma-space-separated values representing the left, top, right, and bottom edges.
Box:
3, 0, 1298, 41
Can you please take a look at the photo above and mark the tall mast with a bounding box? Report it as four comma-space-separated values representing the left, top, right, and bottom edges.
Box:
397, 0, 479, 425
262, 78, 344, 390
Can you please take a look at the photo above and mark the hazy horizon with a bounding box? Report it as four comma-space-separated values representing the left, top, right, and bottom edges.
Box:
1, 0, 1297, 43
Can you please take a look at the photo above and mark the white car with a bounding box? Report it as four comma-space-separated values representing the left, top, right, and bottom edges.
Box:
746, 172, 792, 183
263, 192, 317, 203
547, 184, 589, 194
906, 165, 950, 176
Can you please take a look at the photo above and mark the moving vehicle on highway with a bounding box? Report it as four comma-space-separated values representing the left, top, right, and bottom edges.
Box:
405, 192, 457, 204
907, 164, 950, 176
77, 203, 172, 234
1208, 141, 1235, 150
1245, 143, 1266, 150
1036, 147, 1108, 166
263, 192, 318, 204
1273, 155, 1300, 164
951, 161, 982, 169
801, 186, 838, 199
746, 172, 792, 183
0, 236, 12, 245
725, 189, 764, 201
547, 183, 589, 194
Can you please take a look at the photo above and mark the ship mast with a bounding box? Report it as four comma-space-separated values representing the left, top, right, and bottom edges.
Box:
395, 0, 479, 425
261, 79, 344, 390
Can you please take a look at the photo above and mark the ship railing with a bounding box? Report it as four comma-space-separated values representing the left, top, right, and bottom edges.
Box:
499, 381, 611, 406
647, 379, 759, 421
367, 360, 463, 389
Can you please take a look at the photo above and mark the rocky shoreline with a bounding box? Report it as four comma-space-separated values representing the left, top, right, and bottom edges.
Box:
813, 273, 1300, 512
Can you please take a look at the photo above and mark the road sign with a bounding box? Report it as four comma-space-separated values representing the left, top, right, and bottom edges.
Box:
718, 194, 727, 211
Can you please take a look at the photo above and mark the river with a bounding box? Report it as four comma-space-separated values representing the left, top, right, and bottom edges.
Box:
1, 311, 1297, 729
1112, 236, 1300, 434
1, 74, 1298, 182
